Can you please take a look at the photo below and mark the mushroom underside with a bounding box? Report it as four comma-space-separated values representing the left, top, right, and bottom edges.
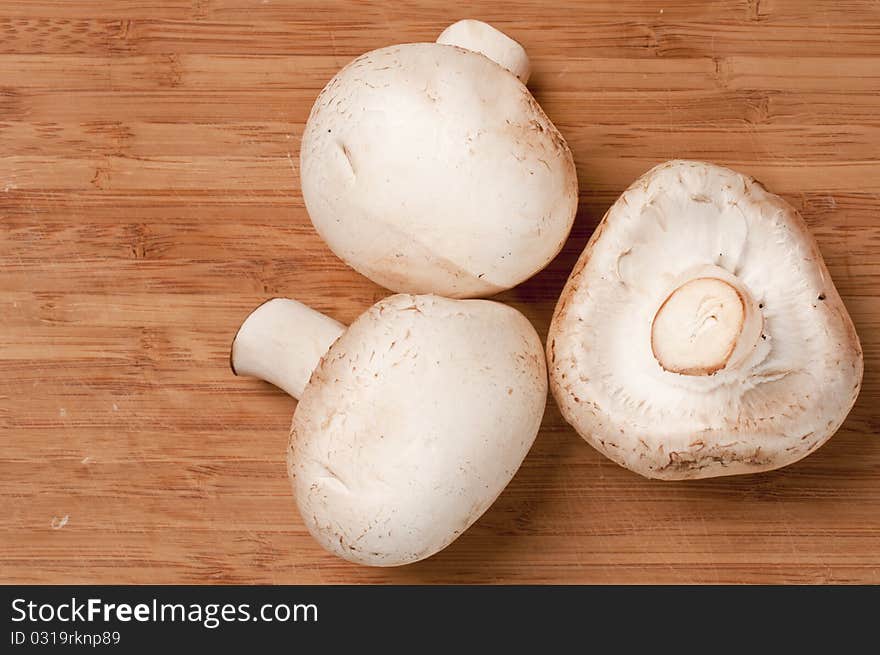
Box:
548, 160, 863, 479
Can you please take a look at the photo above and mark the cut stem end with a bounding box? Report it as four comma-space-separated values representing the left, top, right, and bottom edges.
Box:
651, 271, 762, 376
436, 20, 531, 84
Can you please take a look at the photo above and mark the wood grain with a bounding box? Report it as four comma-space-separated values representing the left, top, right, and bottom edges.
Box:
2, 0, 879, 584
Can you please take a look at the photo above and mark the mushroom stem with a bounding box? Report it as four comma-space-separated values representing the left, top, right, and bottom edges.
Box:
436, 20, 531, 84
651, 266, 763, 376
230, 298, 345, 400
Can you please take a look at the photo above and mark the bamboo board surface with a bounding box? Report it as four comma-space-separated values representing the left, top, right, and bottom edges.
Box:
2, 1, 879, 584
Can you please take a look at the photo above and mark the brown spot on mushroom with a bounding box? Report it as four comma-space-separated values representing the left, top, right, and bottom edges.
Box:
339, 142, 356, 176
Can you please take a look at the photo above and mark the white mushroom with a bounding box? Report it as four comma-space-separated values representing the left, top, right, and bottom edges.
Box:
299, 19, 578, 298
548, 160, 863, 480
231, 294, 547, 565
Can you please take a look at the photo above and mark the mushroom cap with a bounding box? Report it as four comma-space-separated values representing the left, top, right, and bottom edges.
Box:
300, 43, 578, 298
548, 160, 863, 480
289, 294, 547, 565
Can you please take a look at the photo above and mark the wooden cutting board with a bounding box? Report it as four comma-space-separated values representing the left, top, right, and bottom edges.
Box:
2, 0, 878, 584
